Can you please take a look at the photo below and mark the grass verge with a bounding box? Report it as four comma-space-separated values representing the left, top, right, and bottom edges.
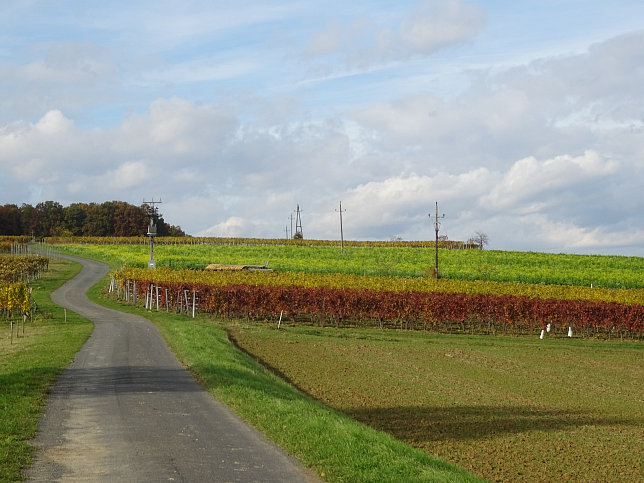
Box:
86, 275, 482, 482
0, 259, 93, 481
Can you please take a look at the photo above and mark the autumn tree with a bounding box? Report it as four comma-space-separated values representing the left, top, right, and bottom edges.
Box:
0, 204, 22, 235
64, 203, 88, 236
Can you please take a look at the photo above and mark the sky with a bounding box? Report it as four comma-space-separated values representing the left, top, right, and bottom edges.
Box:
1, 1, 644, 255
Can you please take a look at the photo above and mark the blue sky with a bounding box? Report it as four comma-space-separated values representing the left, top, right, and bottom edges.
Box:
1, 1, 644, 255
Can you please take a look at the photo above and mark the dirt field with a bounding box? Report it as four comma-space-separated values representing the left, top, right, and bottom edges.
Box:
229, 324, 644, 482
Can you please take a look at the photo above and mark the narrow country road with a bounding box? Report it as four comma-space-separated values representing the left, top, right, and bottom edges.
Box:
26, 256, 317, 482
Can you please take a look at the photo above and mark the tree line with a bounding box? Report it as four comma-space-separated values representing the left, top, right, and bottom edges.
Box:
0, 201, 185, 237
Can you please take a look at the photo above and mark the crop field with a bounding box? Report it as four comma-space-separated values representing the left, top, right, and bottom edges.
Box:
49, 239, 644, 288
228, 324, 644, 482
49, 239, 644, 337
33, 238, 644, 481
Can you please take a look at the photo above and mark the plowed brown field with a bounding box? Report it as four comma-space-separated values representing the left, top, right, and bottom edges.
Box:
229, 324, 643, 482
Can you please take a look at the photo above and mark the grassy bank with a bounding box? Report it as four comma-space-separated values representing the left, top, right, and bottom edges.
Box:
87, 279, 481, 482
0, 259, 93, 481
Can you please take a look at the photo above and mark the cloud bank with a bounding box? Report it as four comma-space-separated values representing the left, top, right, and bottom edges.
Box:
0, 1, 643, 255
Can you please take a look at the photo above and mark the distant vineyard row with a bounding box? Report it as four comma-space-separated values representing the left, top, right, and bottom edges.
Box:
0, 237, 31, 252
114, 267, 644, 306
111, 272, 644, 337
57, 242, 644, 288
0, 255, 49, 283
43, 235, 478, 249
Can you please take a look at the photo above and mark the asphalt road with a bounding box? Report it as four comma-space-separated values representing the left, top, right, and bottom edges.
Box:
26, 256, 318, 482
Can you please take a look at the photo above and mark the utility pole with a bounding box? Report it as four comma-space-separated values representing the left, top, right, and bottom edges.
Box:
294, 204, 303, 239
143, 198, 162, 269
289, 212, 294, 239
335, 201, 346, 253
428, 201, 445, 279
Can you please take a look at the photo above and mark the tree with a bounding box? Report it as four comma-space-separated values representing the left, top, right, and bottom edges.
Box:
82, 202, 116, 236
3, 200, 186, 237
0, 204, 22, 235
35, 201, 64, 237
64, 203, 88, 236
19, 203, 37, 238
470, 231, 489, 250
114, 202, 147, 236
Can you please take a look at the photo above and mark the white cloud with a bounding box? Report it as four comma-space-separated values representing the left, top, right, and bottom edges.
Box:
115, 98, 238, 159
1, 3, 643, 256
482, 151, 618, 212
303, 20, 345, 57
300, 0, 485, 71
400, 0, 485, 55
108, 160, 150, 190
517, 214, 644, 253
199, 216, 253, 237
0, 110, 96, 181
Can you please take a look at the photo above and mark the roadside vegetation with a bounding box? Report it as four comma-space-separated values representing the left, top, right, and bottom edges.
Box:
0, 259, 93, 481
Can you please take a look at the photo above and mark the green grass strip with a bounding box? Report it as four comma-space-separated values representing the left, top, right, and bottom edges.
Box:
0, 260, 93, 481
87, 276, 482, 482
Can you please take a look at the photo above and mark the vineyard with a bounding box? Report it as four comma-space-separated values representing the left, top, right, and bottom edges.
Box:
1, 255, 48, 311
33, 237, 644, 338
3, 236, 639, 481
110, 267, 643, 338
1, 254, 47, 342
44, 235, 478, 249
49, 238, 644, 288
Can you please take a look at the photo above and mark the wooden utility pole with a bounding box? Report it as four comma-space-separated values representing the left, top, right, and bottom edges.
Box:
428, 201, 445, 278
335, 202, 346, 253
